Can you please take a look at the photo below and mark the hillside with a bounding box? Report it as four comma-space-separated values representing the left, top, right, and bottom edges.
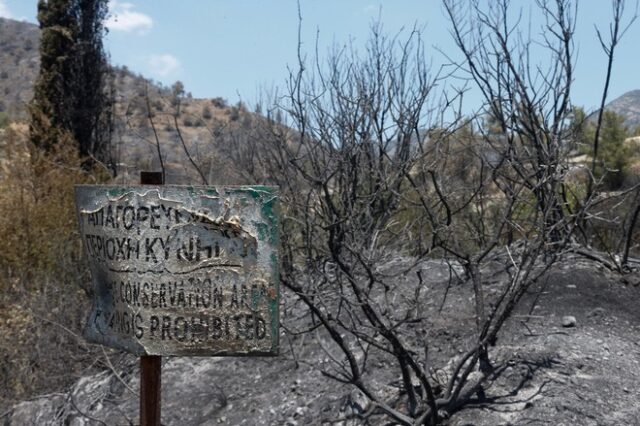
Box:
3, 16, 640, 183
0, 17, 262, 185
601, 89, 640, 131
0, 18, 39, 120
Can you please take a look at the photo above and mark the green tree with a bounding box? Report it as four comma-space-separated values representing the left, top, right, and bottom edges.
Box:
29, 0, 113, 170
568, 106, 592, 151
170, 80, 185, 107
593, 110, 629, 189
600, 111, 629, 189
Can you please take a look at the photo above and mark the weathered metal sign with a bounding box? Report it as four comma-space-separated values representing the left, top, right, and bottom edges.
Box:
74, 185, 279, 356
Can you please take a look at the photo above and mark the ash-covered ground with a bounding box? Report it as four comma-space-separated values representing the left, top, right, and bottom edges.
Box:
5, 257, 640, 426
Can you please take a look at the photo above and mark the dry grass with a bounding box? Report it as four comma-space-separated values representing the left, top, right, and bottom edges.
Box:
0, 124, 116, 409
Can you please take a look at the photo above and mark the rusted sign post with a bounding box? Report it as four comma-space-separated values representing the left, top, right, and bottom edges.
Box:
140, 171, 163, 426
74, 179, 279, 425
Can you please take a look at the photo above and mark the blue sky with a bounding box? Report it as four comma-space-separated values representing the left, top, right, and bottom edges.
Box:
1, 0, 639, 112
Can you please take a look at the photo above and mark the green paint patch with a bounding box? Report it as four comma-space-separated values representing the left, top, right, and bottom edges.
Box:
251, 286, 262, 310
228, 186, 277, 200
107, 187, 127, 197
269, 293, 279, 353
254, 221, 269, 242
261, 198, 279, 245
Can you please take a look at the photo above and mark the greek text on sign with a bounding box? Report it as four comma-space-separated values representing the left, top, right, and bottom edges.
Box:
74, 185, 279, 356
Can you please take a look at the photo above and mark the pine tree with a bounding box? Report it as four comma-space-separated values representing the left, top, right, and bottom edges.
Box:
29, 0, 113, 170
578, 109, 630, 190
597, 110, 629, 189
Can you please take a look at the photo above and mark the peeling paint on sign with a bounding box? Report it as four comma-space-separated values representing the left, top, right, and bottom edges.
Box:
74, 185, 279, 356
